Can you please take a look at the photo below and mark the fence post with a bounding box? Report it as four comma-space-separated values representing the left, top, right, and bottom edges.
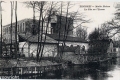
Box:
21, 68, 22, 75
35, 67, 36, 74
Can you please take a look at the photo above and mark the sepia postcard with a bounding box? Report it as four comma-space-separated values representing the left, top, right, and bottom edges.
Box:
0, 0, 120, 80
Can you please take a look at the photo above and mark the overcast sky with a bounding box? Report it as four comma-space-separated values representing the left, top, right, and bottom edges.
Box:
0, 1, 116, 34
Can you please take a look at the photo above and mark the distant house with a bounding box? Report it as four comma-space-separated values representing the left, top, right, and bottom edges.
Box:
112, 40, 120, 57
18, 34, 58, 58
113, 40, 120, 52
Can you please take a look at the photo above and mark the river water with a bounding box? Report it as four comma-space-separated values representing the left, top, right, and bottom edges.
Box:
3, 58, 120, 79
59, 58, 120, 80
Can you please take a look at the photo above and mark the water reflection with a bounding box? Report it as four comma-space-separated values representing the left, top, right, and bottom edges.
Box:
19, 58, 120, 79
61, 58, 120, 80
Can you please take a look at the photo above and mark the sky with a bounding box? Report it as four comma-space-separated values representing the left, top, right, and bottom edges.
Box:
77, 2, 116, 33
0, 1, 116, 34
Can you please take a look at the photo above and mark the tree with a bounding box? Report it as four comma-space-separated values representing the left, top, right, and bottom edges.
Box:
24, 1, 90, 61
24, 1, 60, 61
88, 28, 110, 54
0, 1, 2, 57
10, 1, 14, 56
100, 20, 120, 38
15, 1, 18, 58
99, 3, 120, 38
76, 26, 87, 40
24, 1, 38, 35
88, 28, 100, 41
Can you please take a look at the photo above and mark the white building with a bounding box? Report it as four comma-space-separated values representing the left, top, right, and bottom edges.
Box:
18, 34, 58, 58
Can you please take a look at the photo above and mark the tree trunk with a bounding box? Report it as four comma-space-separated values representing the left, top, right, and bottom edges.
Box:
0, 2, 2, 57
15, 1, 17, 58
10, 1, 13, 57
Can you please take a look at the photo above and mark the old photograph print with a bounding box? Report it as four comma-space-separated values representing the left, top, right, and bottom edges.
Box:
0, 1, 120, 80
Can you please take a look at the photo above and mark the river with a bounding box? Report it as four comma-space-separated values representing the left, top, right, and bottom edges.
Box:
59, 58, 120, 80
1, 58, 120, 79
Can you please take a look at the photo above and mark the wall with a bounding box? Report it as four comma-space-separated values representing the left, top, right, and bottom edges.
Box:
107, 42, 113, 53
3, 33, 19, 44
50, 15, 73, 36
19, 42, 29, 57
19, 42, 58, 57
62, 52, 87, 64
114, 47, 120, 57
64, 41, 88, 51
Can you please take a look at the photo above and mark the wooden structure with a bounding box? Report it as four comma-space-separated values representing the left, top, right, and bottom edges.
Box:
0, 64, 62, 78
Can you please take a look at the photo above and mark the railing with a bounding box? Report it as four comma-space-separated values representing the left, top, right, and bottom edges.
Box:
0, 64, 62, 76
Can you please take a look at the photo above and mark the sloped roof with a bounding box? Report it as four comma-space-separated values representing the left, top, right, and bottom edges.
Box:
3, 18, 38, 27
18, 33, 58, 44
46, 34, 88, 43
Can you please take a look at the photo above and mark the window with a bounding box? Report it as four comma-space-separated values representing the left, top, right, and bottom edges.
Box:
4, 28, 6, 33
5, 27, 6, 33
8, 27, 10, 33
7, 27, 9, 33
17, 25, 19, 31
23, 22, 26, 32
20, 23, 22, 32
22, 22, 25, 32
51, 28, 53, 34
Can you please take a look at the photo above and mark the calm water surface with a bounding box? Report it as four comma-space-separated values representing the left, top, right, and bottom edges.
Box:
19, 58, 120, 79
60, 58, 120, 80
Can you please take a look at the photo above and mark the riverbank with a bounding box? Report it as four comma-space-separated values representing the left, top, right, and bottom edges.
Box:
0, 57, 118, 79
0, 58, 59, 68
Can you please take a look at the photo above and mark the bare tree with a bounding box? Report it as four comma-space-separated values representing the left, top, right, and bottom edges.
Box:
100, 20, 120, 38
99, 3, 120, 38
24, 1, 60, 61
15, 1, 17, 58
10, 1, 14, 57
24, 1, 90, 62
76, 26, 87, 40
0, 1, 2, 57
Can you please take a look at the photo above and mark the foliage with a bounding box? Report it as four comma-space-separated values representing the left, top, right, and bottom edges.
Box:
88, 28, 110, 54
88, 28, 100, 41
88, 40, 110, 54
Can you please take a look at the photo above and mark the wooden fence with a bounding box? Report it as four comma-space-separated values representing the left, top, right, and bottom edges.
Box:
0, 64, 62, 77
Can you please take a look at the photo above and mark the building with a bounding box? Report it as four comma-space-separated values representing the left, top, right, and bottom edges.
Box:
2, 15, 74, 58
46, 34, 88, 53
3, 18, 52, 35
2, 18, 52, 51
45, 34, 88, 64
3, 13, 74, 42
18, 34, 58, 58
49, 14, 73, 36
